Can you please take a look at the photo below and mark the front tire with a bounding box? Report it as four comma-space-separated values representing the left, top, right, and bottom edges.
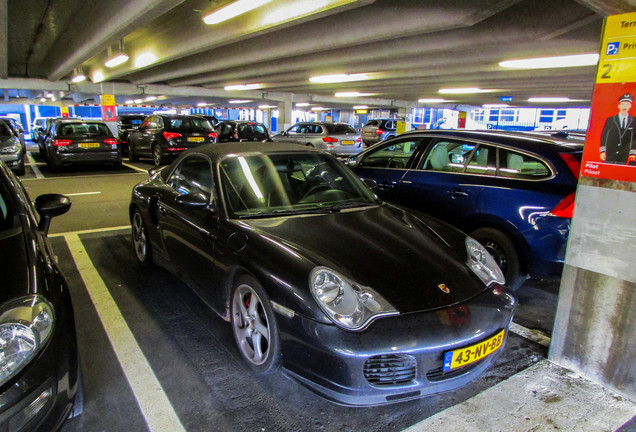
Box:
131, 209, 153, 265
231, 275, 281, 373
470, 227, 525, 290
128, 141, 139, 162
152, 144, 165, 166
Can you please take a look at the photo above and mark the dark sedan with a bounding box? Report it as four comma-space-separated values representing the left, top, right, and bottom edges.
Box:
129, 142, 515, 406
44, 119, 122, 171
127, 114, 217, 166
116, 114, 146, 155
348, 130, 582, 290
0, 160, 82, 430
215, 120, 271, 142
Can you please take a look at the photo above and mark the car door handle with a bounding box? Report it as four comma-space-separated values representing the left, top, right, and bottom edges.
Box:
378, 182, 395, 191
158, 204, 167, 215
448, 189, 469, 198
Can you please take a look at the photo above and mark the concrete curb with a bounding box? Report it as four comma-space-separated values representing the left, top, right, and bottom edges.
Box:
404, 360, 636, 432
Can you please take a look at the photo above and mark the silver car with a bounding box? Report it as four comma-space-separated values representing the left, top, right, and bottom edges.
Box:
0, 120, 25, 175
274, 122, 362, 156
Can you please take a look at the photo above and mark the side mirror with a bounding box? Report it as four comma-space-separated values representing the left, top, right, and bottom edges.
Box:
175, 193, 210, 208
361, 178, 377, 191
35, 194, 71, 234
345, 155, 358, 167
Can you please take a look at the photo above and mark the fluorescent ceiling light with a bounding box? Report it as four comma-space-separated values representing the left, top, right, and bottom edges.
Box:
483, 104, 509, 108
145, 96, 157, 102
353, 105, 368, 109
197, 102, 208, 107
39, 98, 46, 102
499, 53, 599, 69
418, 98, 449, 103
134, 99, 143, 104
310, 73, 369, 84
335, 91, 374, 97
229, 100, 252, 104
125, 100, 135, 104
258, 105, 277, 109
438, 88, 492, 94
528, 97, 572, 103
92, 71, 105, 83
311, 107, 329, 111
203, 0, 273, 25
135, 53, 157, 68
295, 102, 310, 107
71, 73, 86, 83
105, 53, 129, 68
224, 83, 262, 91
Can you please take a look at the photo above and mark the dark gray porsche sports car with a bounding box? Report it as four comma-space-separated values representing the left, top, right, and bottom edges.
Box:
129, 142, 516, 406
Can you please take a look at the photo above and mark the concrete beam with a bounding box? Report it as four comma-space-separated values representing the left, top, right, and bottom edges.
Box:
0, 0, 7, 79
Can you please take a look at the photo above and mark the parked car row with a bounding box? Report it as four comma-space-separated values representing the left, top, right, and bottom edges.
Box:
0, 118, 26, 175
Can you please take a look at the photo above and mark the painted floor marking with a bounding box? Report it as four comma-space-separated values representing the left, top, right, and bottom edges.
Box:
65, 234, 186, 432
49, 225, 130, 238
123, 162, 150, 173
509, 322, 551, 347
26, 152, 44, 179
64, 191, 102, 196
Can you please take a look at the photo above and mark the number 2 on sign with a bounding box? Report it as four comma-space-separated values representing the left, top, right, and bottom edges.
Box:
601, 64, 612, 79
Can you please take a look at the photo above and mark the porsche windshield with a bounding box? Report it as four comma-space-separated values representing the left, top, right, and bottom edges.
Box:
220, 152, 379, 218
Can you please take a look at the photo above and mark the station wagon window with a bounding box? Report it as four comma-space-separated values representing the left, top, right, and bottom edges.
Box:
498, 148, 551, 179
287, 125, 300, 134
420, 140, 478, 173
358, 139, 423, 169
167, 156, 214, 200
465, 144, 496, 175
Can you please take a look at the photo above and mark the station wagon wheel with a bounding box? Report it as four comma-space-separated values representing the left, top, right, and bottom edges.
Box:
470, 227, 524, 291
152, 144, 165, 166
131, 209, 153, 265
231, 275, 281, 373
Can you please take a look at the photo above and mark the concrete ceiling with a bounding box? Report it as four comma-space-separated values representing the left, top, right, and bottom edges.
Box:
1, 0, 635, 110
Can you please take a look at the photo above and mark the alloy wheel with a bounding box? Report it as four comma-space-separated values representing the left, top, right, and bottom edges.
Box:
232, 284, 271, 366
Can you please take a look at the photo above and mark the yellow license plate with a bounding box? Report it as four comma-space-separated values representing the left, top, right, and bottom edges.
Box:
443, 329, 505, 371
341, 140, 354, 145
79, 143, 100, 148
188, 137, 204, 142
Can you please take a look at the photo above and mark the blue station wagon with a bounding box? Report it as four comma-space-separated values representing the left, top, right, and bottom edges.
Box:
348, 130, 582, 290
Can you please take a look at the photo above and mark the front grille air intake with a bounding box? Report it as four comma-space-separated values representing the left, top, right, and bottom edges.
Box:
364, 354, 417, 387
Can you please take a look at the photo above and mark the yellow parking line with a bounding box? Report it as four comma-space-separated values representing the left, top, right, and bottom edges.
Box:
26, 152, 44, 179
65, 234, 186, 432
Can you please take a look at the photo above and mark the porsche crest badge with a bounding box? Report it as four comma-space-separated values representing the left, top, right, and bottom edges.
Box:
438, 284, 451, 294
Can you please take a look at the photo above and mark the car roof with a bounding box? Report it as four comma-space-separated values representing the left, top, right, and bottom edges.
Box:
185, 142, 323, 161
56, 119, 107, 124
399, 129, 584, 152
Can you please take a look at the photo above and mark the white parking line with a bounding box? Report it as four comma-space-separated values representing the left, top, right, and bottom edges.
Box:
64, 191, 102, 197
509, 322, 551, 347
123, 162, 151, 173
49, 225, 130, 238
26, 152, 44, 179
65, 234, 186, 432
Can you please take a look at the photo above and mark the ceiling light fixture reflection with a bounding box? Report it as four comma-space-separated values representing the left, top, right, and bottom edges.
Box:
334, 91, 373, 97
203, 0, 273, 25
92, 71, 105, 83
438, 88, 492, 94
310, 73, 369, 84
528, 97, 572, 103
135, 53, 157, 68
224, 83, 262, 91
418, 98, 450, 103
499, 53, 599, 69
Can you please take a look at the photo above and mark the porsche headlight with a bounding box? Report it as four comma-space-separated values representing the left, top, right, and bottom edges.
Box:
310, 267, 397, 331
0, 296, 55, 386
465, 237, 505, 286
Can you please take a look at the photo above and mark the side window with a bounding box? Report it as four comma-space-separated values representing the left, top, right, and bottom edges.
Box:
167, 156, 214, 200
221, 123, 233, 136
288, 125, 300, 134
420, 140, 477, 173
465, 144, 496, 175
498, 148, 551, 179
358, 139, 423, 169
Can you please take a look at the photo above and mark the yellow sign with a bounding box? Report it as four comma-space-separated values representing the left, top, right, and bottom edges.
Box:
596, 12, 636, 83
100, 94, 116, 106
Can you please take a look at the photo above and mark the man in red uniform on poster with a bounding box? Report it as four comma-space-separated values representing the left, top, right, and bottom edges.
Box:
600, 93, 636, 165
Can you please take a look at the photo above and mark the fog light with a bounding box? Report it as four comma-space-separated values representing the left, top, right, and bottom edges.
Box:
8, 388, 52, 432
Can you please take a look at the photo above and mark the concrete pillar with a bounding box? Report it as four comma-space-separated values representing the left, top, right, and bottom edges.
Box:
277, 99, 292, 132
549, 176, 636, 401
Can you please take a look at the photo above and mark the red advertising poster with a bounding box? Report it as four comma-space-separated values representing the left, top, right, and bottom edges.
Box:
580, 12, 636, 183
